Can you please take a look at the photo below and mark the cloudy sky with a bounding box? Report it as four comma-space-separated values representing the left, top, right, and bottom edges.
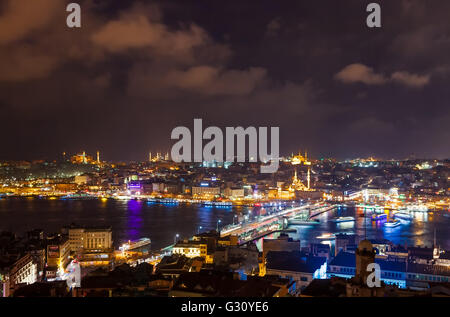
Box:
0, 0, 449, 161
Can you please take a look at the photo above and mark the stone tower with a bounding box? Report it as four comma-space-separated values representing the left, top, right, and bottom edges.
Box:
355, 239, 375, 285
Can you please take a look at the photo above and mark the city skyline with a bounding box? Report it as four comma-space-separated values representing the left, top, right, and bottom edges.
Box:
0, 0, 449, 162
1, 0, 450, 303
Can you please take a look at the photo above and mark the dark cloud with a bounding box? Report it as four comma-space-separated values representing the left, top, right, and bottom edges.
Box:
0, 0, 449, 161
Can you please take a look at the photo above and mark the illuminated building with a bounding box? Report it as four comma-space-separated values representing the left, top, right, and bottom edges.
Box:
289, 151, 313, 193
291, 150, 308, 165
223, 187, 245, 199
46, 237, 70, 278
289, 169, 309, 192
172, 241, 213, 263
192, 183, 221, 197
70, 151, 98, 164
68, 226, 113, 267
74, 174, 91, 185
1, 253, 37, 297
68, 227, 112, 253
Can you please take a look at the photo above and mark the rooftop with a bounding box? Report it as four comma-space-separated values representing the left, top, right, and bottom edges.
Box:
266, 251, 326, 274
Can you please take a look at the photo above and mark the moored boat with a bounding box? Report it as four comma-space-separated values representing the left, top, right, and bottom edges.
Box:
316, 233, 336, 240
371, 213, 387, 221
393, 212, 413, 220
332, 216, 355, 223
384, 219, 401, 228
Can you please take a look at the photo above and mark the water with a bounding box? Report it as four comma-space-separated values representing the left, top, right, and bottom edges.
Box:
257, 206, 450, 251
0, 198, 449, 251
0, 197, 237, 250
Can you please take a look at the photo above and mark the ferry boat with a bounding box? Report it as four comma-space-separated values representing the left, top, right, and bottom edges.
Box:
316, 233, 336, 240
288, 219, 320, 226
393, 211, 413, 220
332, 216, 355, 223
371, 213, 387, 221
384, 219, 401, 228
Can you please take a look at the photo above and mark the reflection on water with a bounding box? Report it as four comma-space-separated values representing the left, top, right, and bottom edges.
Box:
259, 206, 450, 251
0, 198, 236, 250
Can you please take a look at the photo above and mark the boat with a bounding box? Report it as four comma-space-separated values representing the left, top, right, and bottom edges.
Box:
384, 219, 401, 228
332, 216, 355, 223
288, 219, 320, 226
371, 213, 387, 221
393, 212, 413, 220
316, 233, 336, 240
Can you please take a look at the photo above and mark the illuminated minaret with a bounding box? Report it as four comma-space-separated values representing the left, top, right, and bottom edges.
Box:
433, 228, 439, 259
165, 152, 169, 161
307, 166, 311, 190
149, 152, 152, 162
97, 151, 100, 163
82, 151, 87, 164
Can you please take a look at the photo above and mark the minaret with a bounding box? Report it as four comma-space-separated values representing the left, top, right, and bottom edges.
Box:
433, 228, 439, 259
82, 151, 87, 164
97, 151, 100, 164
149, 152, 152, 162
307, 167, 311, 190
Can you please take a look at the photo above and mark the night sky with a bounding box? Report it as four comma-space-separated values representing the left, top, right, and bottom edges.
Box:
0, 0, 449, 161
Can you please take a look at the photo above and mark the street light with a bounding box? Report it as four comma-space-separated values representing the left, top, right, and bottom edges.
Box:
174, 233, 179, 244
197, 226, 203, 234
233, 215, 237, 225
216, 219, 222, 232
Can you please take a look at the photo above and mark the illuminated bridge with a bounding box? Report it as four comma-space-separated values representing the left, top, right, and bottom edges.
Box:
220, 203, 336, 244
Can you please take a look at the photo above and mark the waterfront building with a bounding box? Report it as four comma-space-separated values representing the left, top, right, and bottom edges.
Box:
191, 184, 221, 198
74, 174, 91, 185
223, 187, 245, 199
